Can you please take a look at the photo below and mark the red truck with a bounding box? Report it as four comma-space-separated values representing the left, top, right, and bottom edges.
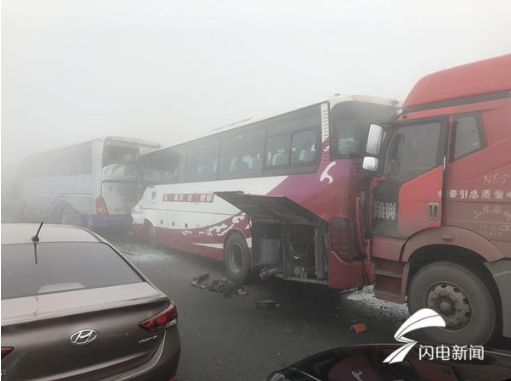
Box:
362, 54, 511, 344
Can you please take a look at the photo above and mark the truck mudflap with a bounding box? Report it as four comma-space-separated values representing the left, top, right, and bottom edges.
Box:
214, 191, 325, 225
485, 259, 511, 338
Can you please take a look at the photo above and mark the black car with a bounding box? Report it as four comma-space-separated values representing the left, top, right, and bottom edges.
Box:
267, 344, 511, 381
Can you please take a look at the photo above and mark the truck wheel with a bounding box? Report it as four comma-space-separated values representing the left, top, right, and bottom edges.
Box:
224, 234, 251, 284
146, 223, 158, 249
408, 261, 497, 345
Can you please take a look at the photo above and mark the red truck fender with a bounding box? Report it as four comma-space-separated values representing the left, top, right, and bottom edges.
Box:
400, 226, 505, 264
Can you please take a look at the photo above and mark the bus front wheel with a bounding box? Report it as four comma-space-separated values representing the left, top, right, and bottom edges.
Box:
407, 261, 497, 345
224, 234, 251, 284
146, 223, 158, 249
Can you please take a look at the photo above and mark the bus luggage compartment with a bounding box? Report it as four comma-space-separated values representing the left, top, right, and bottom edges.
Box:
215, 191, 328, 283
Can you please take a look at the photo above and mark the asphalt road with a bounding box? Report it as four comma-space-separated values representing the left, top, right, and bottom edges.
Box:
116, 241, 409, 381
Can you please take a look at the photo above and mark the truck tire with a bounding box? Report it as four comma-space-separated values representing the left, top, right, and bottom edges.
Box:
224, 233, 251, 284
408, 261, 497, 345
146, 223, 158, 249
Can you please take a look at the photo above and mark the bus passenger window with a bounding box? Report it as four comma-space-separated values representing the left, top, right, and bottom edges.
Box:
219, 129, 265, 179
187, 140, 220, 182
266, 134, 290, 167
291, 129, 317, 164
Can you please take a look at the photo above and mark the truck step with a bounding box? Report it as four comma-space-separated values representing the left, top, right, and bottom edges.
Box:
275, 274, 328, 285
374, 269, 403, 279
374, 288, 405, 303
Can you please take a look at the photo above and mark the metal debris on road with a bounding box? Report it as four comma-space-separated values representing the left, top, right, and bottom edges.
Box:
191, 273, 210, 289
209, 279, 243, 297
256, 300, 277, 309
190, 275, 248, 297
350, 323, 367, 333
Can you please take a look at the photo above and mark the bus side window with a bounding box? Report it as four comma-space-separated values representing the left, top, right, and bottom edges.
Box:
186, 140, 220, 182
452, 114, 483, 160
266, 134, 291, 167
219, 129, 265, 180
291, 129, 317, 164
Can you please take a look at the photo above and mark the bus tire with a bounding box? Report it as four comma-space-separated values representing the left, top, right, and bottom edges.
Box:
146, 223, 158, 249
408, 261, 497, 345
224, 233, 251, 284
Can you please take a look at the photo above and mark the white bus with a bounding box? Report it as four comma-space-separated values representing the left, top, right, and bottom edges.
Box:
19, 136, 161, 231
132, 95, 399, 285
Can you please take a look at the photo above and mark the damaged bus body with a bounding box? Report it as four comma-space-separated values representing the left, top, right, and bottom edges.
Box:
362, 54, 511, 344
19, 136, 160, 231
132, 95, 398, 288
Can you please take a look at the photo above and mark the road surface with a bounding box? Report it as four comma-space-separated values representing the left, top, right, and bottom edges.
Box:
118, 242, 409, 381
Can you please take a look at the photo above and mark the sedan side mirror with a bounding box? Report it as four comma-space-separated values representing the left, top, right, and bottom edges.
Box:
366, 123, 384, 155
363, 157, 379, 172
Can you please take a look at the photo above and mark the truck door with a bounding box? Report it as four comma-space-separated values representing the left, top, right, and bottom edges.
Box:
371, 118, 449, 241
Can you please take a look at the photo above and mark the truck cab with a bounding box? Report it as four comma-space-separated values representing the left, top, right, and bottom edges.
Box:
363, 54, 511, 344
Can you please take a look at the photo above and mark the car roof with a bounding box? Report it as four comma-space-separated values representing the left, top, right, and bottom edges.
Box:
1, 223, 101, 245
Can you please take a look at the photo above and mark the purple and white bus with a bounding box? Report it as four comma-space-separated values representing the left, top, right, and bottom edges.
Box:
132, 95, 398, 286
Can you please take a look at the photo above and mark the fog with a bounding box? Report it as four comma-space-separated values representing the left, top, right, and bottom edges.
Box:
2, 0, 511, 199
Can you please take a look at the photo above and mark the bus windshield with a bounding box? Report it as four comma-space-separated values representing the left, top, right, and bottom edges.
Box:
102, 139, 159, 167
331, 101, 397, 158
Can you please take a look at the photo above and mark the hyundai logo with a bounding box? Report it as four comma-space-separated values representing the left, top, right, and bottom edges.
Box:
70, 329, 98, 345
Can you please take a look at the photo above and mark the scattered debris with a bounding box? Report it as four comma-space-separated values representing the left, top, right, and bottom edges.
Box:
350, 323, 367, 333
191, 273, 210, 289
337, 287, 363, 295
190, 275, 248, 297
196, 273, 210, 282
256, 300, 277, 309
259, 266, 282, 280
209, 278, 237, 294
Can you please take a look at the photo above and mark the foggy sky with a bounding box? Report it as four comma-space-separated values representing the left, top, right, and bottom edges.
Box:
2, 0, 511, 188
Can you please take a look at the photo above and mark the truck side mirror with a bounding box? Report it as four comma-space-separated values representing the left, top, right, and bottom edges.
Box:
366, 124, 384, 155
363, 157, 379, 171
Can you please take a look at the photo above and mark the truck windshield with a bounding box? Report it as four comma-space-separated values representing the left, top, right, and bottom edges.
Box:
331, 101, 397, 158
